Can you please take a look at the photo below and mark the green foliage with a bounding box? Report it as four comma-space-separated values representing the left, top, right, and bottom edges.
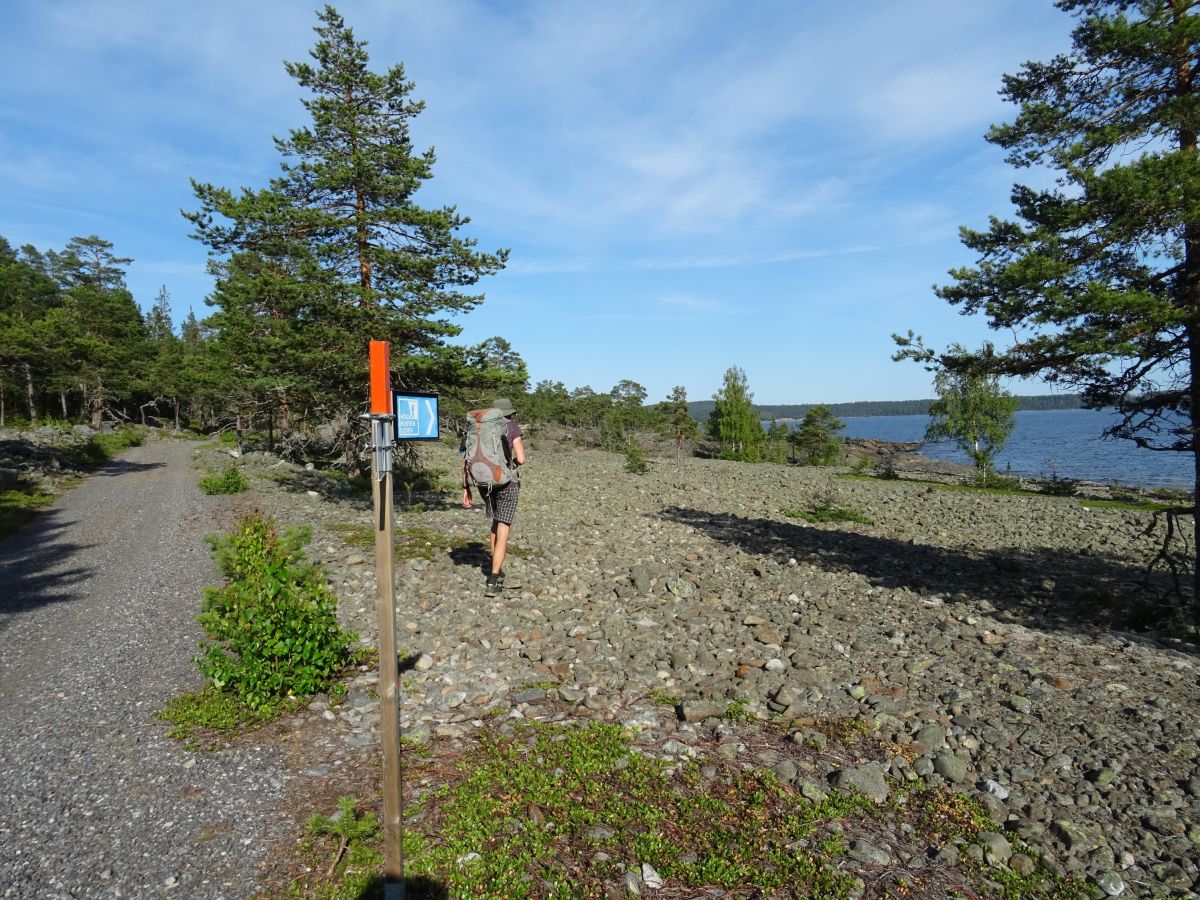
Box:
790, 405, 845, 465
658, 385, 699, 443
782, 503, 873, 526
1036, 475, 1078, 497
400, 721, 860, 899
623, 442, 649, 475
0, 483, 56, 540
158, 684, 275, 750
198, 463, 250, 495
922, 352, 1018, 476
197, 514, 357, 712
69, 426, 148, 467
707, 366, 763, 462
307, 795, 382, 846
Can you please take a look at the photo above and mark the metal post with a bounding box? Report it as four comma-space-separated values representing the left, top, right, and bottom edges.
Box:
368, 341, 404, 900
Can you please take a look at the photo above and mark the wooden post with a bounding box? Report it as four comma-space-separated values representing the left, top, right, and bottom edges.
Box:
369, 341, 404, 899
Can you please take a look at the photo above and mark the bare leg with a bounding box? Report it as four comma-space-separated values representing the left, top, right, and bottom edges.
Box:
491, 521, 511, 576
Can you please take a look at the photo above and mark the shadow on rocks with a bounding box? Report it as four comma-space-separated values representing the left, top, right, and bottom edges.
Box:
0, 510, 94, 629
352, 875, 448, 899
447, 541, 490, 571
657, 504, 1195, 645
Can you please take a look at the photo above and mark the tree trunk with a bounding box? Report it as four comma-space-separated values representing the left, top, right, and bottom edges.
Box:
60, 391, 68, 419
1175, 13, 1200, 617
173, 397, 179, 432
23, 362, 36, 423
90, 380, 104, 428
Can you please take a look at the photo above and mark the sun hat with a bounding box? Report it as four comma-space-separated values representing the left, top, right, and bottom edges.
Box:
492, 397, 516, 416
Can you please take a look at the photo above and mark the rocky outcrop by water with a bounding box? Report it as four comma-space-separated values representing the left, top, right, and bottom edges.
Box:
203, 438, 1200, 898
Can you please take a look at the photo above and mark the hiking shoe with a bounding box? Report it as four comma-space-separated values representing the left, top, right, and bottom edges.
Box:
485, 574, 502, 597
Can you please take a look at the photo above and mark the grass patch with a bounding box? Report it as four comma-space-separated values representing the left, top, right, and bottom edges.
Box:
68, 426, 147, 467
0, 483, 57, 540
782, 503, 873, 525
280, 720, 1087, 900
1078, 497, 1176, 512
157, 684, 279, 751
403, 721, 859, 899
198, 463, 250, 494
328, 522, 531, 563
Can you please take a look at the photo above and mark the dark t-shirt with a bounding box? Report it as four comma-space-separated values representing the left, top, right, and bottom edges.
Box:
501, 419, 523, 469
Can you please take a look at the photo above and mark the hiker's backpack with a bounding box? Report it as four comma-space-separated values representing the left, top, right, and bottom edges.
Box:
463, 407, 513, 488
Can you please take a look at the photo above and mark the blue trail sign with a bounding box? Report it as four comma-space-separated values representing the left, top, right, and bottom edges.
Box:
393, 392, 439, 440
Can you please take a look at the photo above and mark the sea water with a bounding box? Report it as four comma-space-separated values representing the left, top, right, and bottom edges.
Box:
836, 408, 1194, 489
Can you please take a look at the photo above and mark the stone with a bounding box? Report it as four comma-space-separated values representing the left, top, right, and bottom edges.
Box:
913, 724, 946, 754
832, 764, 889, 802
1094, 871, 1125, 897
933, 752, 968, 784
1010, 854, 1037, 876
979, 832, 1012, 864
641, 863, 663, 890
982, 778, 1010, 800
679, 700, 726, 723
772, 759, 798, 783
848, 839, 891, 866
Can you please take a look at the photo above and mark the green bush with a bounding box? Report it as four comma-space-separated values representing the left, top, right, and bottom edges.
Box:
73, 426, 148, 467
198, 464, 249, 494
197, 514, 357, 712
782, 503, 873, 525
624, 442, 649, 475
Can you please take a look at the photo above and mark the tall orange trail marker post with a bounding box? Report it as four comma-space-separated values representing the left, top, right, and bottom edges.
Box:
367, 341, 403, 900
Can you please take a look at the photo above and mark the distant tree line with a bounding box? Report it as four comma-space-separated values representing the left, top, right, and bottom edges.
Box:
688, 393, 1081, 422
518, 379, 698, 449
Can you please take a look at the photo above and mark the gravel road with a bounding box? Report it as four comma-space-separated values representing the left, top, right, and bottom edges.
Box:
0, 439, 285, 899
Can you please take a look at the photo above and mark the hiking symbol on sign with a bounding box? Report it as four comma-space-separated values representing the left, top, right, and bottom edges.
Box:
393, 392, 439, 440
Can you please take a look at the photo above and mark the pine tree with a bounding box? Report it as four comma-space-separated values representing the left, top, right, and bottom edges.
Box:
186, 6, 506, 455
894, 0, 1200, 607
45, 236, 146, 426
0, 238, 62, 423
659, 385, 699, 447
791, 405, 845, 466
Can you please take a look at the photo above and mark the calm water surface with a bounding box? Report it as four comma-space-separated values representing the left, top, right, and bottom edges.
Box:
837, 408, 1194, 489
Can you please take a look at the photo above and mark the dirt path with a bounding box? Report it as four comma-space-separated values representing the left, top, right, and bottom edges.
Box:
0, 439, 285, 899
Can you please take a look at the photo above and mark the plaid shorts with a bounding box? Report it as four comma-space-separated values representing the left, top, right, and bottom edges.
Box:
480, 479, 520, 525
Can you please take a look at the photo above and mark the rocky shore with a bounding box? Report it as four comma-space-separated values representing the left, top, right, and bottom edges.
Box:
194, 433, 1200, 898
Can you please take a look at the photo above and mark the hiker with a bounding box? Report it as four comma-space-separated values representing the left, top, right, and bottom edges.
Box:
461, 397, 526, 597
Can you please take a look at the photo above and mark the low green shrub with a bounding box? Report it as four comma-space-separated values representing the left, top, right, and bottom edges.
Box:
72, 426, 148, 467
782, 503, 873, 525
158, 684, 275, 750
624, 442, 649, 474
198, 464, 249, 494
197, 514, 357, 712
1036, 476, 1078, 497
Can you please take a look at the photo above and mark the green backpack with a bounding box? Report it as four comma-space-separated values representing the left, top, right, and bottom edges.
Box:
463, 407, 513, 488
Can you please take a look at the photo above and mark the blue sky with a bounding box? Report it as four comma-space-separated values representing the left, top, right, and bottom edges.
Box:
0, 0, 1073, 405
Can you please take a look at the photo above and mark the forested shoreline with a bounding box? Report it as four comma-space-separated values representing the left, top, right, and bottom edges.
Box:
689, 394, 1082, 422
